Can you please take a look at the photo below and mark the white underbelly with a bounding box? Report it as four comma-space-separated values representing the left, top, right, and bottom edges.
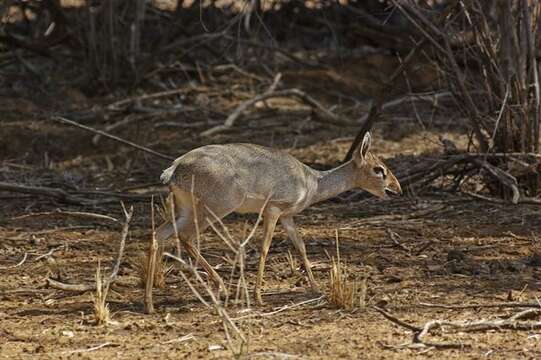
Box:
234, 193, 307, 215
235, 196, 269, 214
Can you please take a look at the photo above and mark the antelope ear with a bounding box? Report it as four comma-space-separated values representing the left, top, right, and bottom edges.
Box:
358, 132, 372, 160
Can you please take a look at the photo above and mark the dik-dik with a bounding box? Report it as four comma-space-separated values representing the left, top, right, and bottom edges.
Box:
156, 132, 401, 304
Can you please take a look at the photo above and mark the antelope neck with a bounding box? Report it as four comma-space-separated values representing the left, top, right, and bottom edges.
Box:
310, 160, 357, 205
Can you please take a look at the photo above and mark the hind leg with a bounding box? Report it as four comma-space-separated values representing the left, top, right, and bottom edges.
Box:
171, 207, 231, 292
157, 190, 240, 293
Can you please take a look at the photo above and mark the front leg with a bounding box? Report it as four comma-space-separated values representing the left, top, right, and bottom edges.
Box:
254, 208, 281, 305
280, 216, 318, 291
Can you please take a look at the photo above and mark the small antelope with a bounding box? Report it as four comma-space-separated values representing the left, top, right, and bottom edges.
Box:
156, 132, 401, 304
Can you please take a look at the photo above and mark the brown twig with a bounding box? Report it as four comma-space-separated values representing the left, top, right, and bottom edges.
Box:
385, 228, 410, 252
472, 159, 520, 203
92, 114, 147, 145
418, 302, 541, 310
0, 253, 29, 270
375, 305, 541, 350
201, 88, 357, 137
51, 116, 175, 161
463, 192, 514, 204
11, 210, 119, 223
106, 88, 191, 110
373, 306, 422, 332
145, 197, 158, 314
164, 252, 247, 343
0, 181, 157, 206
46, 204, 133, 292
0, 182, 105, 206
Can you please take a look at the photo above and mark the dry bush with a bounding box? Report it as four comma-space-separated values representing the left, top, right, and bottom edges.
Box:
395, 0, 541, 198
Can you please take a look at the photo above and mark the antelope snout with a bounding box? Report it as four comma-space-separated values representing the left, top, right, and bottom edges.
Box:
384, 179, 402, 197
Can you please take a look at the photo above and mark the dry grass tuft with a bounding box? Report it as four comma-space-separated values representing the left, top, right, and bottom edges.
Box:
136, 251, 170, 289
327, 231, 368, 310
92, 262, 111, 325
157, 194, 174, 223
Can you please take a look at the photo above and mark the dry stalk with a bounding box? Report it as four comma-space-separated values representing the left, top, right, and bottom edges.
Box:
92, 262, 111, 326
204, 192, 271, 308
136, 250, 169, 289
286, 250, 297, 276
144, 196, 159, 314
165, 252, 247, 357
158, 188, 271, 357
46, 203, 133, 292
135, 192, 174, 291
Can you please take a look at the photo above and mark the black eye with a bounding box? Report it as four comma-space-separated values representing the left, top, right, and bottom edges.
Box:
373, 166, 386, 177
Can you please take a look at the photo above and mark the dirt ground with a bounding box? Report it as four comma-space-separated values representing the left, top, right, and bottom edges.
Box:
2, 92, 541, 360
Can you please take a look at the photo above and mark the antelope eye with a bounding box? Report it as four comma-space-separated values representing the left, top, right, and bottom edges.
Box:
373, 166, 385, 177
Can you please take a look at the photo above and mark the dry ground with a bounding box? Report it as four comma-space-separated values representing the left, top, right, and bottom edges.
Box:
2, 99, 541, 359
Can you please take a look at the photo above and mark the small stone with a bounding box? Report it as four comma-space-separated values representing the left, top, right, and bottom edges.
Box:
61, 330, 74, 338
208, 344, 224, 351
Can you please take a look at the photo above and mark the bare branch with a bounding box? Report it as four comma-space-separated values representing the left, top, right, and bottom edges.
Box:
51, 116, 175, 161
201, 89, 358, 137
46, 205, 134, 292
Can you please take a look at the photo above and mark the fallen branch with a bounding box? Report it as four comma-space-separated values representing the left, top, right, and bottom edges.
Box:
46, 204, 133, 292
11, 210, 119, 223
34, 245, 66, 262
415, 308, 541, 344
0, 182, 102, 206
394, 152, 541, 203
231, 295, 325, 320
161, 333, 195, 345
106, 88, 191, 111
373, 306, 421, 332
106, 203, 132, 287
92, 114, 148, 145
464, 192, 534, 205
418, 301, 541, 310
51, 116, 175, 161
0, 253, 29, 270
385, 229, 410, 252
201, 88, 357, 137
375, 305, 541, 350
473, 159, 520, 204
60, 342, 115, 355
0, 181, 156, 206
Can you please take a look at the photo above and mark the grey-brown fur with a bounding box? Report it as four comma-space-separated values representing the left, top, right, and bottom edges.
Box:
156, 132, 401, 304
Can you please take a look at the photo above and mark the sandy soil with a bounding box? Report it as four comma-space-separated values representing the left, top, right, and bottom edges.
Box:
1, 98, 541, 360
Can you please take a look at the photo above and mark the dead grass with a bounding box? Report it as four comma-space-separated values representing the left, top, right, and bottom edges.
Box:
136, 249, 170, 289
92, 262, 111, 326
327, 231, 368, 310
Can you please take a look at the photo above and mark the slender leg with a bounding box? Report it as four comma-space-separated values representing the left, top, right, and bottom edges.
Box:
156, 204, 229, 294
255, 208, 281, 305
280, 216, 318, 290
182, 237, 225, 291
